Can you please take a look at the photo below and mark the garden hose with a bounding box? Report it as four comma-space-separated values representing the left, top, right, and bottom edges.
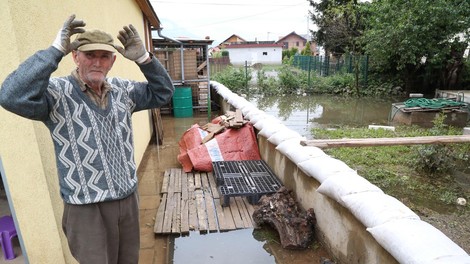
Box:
388, 98, 469, 124
404, 98, 467, 109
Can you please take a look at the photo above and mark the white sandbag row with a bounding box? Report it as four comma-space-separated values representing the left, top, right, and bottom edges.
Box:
210, 80, 470, 263
367, 219, 470, 263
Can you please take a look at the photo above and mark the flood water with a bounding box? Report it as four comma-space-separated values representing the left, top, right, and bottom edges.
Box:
248, 94, 406, 139
169, 94, 404, 264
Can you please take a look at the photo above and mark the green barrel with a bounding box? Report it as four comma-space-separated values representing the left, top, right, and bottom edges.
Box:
172, 86, 193, 118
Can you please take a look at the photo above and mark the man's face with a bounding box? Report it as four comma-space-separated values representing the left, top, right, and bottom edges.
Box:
72, 50, 116, 89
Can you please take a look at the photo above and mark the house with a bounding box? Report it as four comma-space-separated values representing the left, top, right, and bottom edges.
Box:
0, 1, 162, 263
276, 31, 318, 55
218, 34, 247, 48
224, 42, 283, 65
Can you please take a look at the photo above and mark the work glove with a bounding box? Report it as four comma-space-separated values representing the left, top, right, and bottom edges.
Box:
115, 24, 150, 64
52, 14, 86, 55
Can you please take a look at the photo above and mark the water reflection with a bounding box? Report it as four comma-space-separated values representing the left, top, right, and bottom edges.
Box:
171, 229, 274, 264
249, 94, 406, 139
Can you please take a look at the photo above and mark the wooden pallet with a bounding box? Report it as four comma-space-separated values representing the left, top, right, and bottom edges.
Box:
154, 168, 257, 235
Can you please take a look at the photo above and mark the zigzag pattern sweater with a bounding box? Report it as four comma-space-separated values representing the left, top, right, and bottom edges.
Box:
0, 47, 174, 204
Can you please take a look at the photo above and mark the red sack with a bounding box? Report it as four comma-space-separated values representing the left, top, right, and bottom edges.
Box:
177, 123, 261, 172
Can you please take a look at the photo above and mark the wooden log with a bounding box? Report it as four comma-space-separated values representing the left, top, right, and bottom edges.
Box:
301, 135, 470, 148
253, 187, 316, 249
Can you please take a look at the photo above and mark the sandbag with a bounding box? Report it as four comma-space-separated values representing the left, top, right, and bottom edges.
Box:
297, 156, 355, 183
341, 192, 420, 228
316, 173, 383, 205
367, 219, 470, 264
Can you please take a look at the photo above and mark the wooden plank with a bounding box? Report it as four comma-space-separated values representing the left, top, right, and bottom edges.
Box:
187, 172, 198, 230
207, 172, 220, 199
214, 198, 236, 231
201, 173, 218, 232
197, 60, 207, 72
162, 169, 177, 234
243, 198, 257, 228
195, 190, 208, 232
173, 168, 182, 193
160, 169, 171, 194
235, 109, 244, 123
154, 193, 167, 233
301, 135, 470, 149
167, 169, 176, 195
162, 192, 175, 234
229, 197, 244, 229
171, 192, 181, 234
194, 172, 202, 190
180, 172, 190, 234
151, 108, 164, 145
235, 197, 253, 228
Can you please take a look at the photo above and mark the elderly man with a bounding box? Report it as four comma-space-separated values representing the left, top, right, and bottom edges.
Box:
0, 15, 174, 263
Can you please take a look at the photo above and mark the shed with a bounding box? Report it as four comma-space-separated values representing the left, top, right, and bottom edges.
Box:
153, 37, 214, 117
224, 42, 283, 66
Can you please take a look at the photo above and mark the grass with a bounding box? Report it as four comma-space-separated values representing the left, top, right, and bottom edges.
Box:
311, 124, 470, 214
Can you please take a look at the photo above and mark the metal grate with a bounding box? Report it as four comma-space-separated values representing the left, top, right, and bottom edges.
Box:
212, 160, 283, 206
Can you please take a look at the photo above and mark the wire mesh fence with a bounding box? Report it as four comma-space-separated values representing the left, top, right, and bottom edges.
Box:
292, 54, 369, 86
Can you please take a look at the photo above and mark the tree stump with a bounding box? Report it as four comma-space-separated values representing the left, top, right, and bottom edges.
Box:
253, 187, 316, 249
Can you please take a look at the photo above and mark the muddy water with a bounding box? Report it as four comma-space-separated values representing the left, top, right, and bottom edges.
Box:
249, 94, 405, 139
168, 95, 402, 264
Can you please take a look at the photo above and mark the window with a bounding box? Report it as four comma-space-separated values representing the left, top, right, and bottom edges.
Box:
263, 52, 268, 56
283, 42, 288, 49
296, 41, 299, 47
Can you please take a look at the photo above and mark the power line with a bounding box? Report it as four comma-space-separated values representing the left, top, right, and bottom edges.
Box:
157, 2, 306, 30
150, 0, 305, 7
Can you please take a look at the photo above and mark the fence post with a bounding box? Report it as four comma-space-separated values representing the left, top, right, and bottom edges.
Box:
348, 54, 353, 73
324, 56, 330, 76
308, 55, 312, 88
245, 61, 248, 90
363, 55, 369, 87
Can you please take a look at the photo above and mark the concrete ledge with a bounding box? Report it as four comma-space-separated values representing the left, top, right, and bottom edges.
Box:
464, 127, 470, 135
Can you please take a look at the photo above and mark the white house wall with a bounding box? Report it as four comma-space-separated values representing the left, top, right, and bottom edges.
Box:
226, 47, 282, 65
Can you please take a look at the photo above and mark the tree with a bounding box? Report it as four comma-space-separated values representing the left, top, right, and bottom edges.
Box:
361, 0, 470, 92
301, 41, 312, 55
308, 0, 366, 56
308, 0, 368, 94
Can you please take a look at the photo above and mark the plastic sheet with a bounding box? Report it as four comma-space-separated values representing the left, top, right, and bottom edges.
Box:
177, 123, 261, 172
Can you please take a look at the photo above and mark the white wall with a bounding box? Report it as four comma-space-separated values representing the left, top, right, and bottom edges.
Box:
226, 47, 282, 65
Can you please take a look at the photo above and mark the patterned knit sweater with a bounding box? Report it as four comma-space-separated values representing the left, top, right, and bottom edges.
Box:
0, 47, 174, 204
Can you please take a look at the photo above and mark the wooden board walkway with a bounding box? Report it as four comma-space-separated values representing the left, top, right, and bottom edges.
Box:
154, 168, 257, 235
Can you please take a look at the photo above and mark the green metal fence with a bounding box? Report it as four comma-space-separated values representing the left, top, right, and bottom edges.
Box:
293, 54, 369, 85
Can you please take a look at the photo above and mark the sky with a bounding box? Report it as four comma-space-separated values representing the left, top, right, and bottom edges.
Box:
149, 0, 314, 46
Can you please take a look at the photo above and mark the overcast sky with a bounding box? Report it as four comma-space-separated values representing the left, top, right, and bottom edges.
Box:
150, 0, 313, 46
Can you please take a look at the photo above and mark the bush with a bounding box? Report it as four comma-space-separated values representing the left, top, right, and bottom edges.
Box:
308, 73, 355, 94
256, 69, 280, 96
212, 66, 251, 94
410, 113, 464, 175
